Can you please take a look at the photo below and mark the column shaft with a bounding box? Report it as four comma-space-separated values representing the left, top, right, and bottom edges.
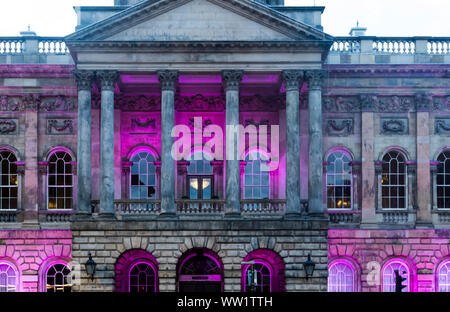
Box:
223, 70, 243, 216
158, 70, 178, 216
98, 71, 118, 216
74, 70, 94, 214
282, 70, 303, 217
306, 70, 325, 215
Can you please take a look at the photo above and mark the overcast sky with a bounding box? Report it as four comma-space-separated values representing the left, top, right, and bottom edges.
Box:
0, 0, 448, 37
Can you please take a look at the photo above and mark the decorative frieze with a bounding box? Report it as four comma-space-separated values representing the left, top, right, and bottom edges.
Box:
0, 119, 18, 135
187, 118, 212, 132
46, 119, 74, 135
415, 93, 433, 111
432, 96, 450, 111
380, 118, 409, 135
240, 95, 284, 112
175, 94, 224, 112
0, 95, 76, 112
40, 95, 75, 112
323, 96, 360, 112
376, 96, 412, 112
326, 118, 354, 136
435, 118, 450, 135
323, 95, 413, 113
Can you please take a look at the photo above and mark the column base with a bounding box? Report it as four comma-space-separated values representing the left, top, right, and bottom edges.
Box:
360, 222, 379, 229
224, 212, 241, 219
415, 220, 434, 229
74, 211, 93, 221
159, 212, 177, 219
97, 212, 116, 220
306, 212, 328, 220
21, 220, 40, 229
284, 212, 302, 220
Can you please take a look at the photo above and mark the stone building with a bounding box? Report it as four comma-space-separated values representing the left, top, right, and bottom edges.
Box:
0, 0, 448, 292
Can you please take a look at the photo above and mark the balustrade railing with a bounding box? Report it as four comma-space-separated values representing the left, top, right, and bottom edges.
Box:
176, 199, 225, 214
0, 210, 17, 223
0, 38, 24, 54
327, 210, 361, 224
115, 199, 161, 215
330, 37, 361, 53
38, 37, 69, 54
372, 38, 415, 54
40, 210, 76, 222
428, 38, 450, 55
240, 199, 285, 214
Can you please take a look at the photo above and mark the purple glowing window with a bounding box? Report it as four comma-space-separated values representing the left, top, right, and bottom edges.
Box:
46, 263, 71, 292
244, 151, 270, 199
130, 152, 157, 199
243, 261, 271, 293
0, 151, 18, 210
129, 262, 157, 293
0, 263, 17, 292
48, 151, 73, 210
381, 151, 407, 209
437, 151, 450, 209
326, 151, 352, 209
437, 260, 450, 292
382, 260, 410, 292
328, 260, 355, 292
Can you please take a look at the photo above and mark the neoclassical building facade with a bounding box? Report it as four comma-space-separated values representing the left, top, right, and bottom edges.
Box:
0, 0, 449, 292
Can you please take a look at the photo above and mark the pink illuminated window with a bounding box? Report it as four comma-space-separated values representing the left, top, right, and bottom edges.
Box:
243, 260, 272, 293
130, 152, 157, 199
244, 151, 270, 199
0, 151, 18, 210
381, 151, 407, 209
129, 262, 157, 293
326, 151, 352, 209
437, 151, 450, 209
382, 260, 410, 292
48, 151, 73, 210
46, 263, 71, 292
0, 262, 18, 292
328, 260, 356, 292
437, 260, 450, 292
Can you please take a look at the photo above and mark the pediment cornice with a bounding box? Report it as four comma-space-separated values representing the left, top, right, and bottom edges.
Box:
65, 0, 333, 43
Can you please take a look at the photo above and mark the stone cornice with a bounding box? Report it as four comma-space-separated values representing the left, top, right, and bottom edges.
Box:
325, 64, 450, 78
65, 0, 333, 42
0, 65, 76, 78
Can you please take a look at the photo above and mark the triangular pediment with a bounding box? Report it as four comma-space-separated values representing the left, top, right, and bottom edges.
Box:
66, 0, 333, 42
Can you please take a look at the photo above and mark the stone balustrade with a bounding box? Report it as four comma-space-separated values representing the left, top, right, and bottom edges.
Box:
327, 210, 361, 225
38, 37, 69, 54
176, 199, 226, 214
240, 199, 286, 214
0, 210, 17, 223
0, 37, 24, 54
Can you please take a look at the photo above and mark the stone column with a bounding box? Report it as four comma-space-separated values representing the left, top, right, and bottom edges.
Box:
158, 70, 178, 216
305, 70, 325, 215
74, 70, 94, 215
97, 70, 118, 217
360, 95, 377, 227
282, 70, 303, 217
415, 94, 433, 226
222, 70, 243, 217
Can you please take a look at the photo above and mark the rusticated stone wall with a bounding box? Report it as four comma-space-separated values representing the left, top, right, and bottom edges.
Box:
0, 230, 72, 292
71, 220, 328, 292
328, 229, 450, 292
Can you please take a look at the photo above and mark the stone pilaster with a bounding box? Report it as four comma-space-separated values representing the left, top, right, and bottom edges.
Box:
305, 70, 325, 216
360, 95, 377, 227
158, 70, 178, 216
282, 70, 303, 217
415, 95, 432, 226
97, 70, 118, 217
222, 70, 243, 217
74, 70, 94, 215
211, 161, 224, 199
177, 161, 189, 198
121, 161, 133, 199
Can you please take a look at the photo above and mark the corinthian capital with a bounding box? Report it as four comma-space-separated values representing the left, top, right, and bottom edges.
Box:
222, 70, 243, 91
282, 70, 304, 91
305, 70, 326, 91
158, 70, 179, 91
97, 70, 119, 91
74, 70, 95, 91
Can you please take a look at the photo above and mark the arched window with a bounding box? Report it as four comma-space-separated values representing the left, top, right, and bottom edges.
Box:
241, 249, 285, 292
0, 151, 18, 210
115, 249, 159, 293
129, 262, 157, 293
46, 263, 71, 292
244, 151, 270, 199
326, 151, 352, 209
382, 259, 410, 292
187, 151, 213, 200
243, 260, 272, 293
48, 151, 73, 210
437, 259, 450, 292
130, 151, 157, 199
328, 259, 357, 292
381, 150, 407, 209
437, 150, 450, 209
0, 262, 18, 292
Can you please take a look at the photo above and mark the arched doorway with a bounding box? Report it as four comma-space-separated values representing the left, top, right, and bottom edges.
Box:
177, 248, 223, 292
